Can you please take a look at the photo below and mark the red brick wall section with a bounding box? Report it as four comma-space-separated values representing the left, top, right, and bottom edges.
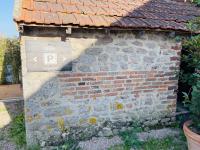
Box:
58, 70, 178, 105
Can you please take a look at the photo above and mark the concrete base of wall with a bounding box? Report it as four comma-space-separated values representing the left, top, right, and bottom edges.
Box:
0, 98, 24, 128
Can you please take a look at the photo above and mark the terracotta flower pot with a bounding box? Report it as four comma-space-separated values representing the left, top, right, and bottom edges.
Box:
183, 120, 200, 150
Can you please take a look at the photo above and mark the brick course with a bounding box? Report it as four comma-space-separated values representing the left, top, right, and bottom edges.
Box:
59, 71, 177, 101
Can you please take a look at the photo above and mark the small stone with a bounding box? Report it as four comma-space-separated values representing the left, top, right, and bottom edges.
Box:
161, 118, 170, 123
145, 99, 153, 105
145, 42, 156, 49
98, 131, 104, 137
113, 129, 119, 135
122, 47, 134, 53
143, 56, 154, 63
96, 36, 113, 45
78, 65, 91, 72
79, 55, 96, 65
102, 127, 113, 137
86, 48, 102, 55
41, 141, 46, 147
61, 132, 68, 138
120, 127, 127, 132
132, 41, 143, 46
136, 48, 147, 54
98, 53, 109, 62
115, 41, 127, 46
120, 63, 128, 70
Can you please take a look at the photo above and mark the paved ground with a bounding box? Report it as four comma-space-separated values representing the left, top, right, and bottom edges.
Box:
78, 136, 123, 150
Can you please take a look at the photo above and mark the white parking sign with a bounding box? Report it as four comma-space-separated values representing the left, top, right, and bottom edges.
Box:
25, 40, 73, 72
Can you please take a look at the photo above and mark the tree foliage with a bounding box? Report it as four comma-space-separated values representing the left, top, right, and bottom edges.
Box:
180, 2, 200, 132
0, 37, 21, 84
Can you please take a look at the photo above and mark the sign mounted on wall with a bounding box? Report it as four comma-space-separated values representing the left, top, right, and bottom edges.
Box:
25, 40, 73, 72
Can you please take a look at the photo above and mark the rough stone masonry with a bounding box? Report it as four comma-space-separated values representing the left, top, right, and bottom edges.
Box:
21, 29, 181, 145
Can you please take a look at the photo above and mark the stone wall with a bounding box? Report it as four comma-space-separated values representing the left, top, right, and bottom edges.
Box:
21, 29, 182, 145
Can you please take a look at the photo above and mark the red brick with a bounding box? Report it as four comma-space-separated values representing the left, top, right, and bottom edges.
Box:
65, 78, 81, 82
170, 56, 180, 61
142, 89, 154, 93
62, 91, 77, 95
105, 92, 118, 96
129, 75, 144, 78
146, 78, 156, 81
114, 88, 124, 92
76, 86, 90, 91
83, 77, 96, 81
87, 72, 107, 76
116, 76, 127, 79
90, 94, 103, 98
171, 45, 181, 51
97, 76, 114, 81
114, 80, 125, 84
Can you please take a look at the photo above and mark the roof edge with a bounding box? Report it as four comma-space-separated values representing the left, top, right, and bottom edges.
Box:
19, 23, 200, 34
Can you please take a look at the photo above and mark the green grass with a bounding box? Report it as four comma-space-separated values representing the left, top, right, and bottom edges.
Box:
142, 136, 187, 150
119, 126, 143, 149
27, 144, 41, 150
109, 136, 187, 150
8, 113, 26, 147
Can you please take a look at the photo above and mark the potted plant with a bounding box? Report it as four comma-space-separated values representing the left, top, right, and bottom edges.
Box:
180, 35, 200, 150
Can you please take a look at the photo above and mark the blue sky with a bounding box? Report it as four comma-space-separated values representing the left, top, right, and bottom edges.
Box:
0, 0, 18, 37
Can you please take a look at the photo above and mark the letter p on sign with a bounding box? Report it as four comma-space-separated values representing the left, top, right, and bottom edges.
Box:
44, 53, 57, 65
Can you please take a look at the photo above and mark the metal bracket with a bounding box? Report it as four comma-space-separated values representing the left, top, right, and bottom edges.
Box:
18, 25, 24, 34
105, 29, 110, 35
66, 27, 72, 34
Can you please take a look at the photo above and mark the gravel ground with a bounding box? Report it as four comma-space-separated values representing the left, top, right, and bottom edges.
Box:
78, 128, 182, 150
137, 128, 181, 141
0, 125, 18, 150
0, 140, 17, 150
78, 136, 123, 150
0, 127, 182, 150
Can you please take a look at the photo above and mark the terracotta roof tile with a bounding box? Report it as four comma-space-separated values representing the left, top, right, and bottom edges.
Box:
14, 0, 200, 32
90, 15, 109, 27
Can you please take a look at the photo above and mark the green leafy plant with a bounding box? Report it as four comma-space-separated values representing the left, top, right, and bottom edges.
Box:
0, 37, 21, 84
9, 113, 26, 147
109, 133, 187, 150
180, 34, 200, 133
55, 139, 80, 150
27, 144, 41, 150
119, 124, 143, 149
193, 0, 200, 5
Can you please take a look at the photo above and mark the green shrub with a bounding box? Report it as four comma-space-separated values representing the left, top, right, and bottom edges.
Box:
0, 37, 21, 84
180, 34, 200, 133
119, 125, 143, 149
193, 0, 200, 5
56, 139, 80, 150
27, 144, 41, 150
9, 113, 26, 147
